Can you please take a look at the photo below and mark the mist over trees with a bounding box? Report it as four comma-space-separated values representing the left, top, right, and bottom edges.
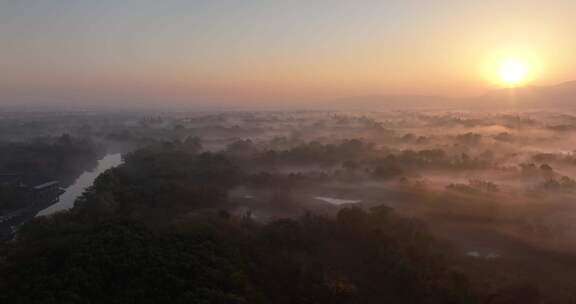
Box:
3, 110, 576, 302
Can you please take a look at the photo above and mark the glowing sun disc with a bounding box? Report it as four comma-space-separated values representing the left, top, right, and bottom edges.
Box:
498, 59, 528, 85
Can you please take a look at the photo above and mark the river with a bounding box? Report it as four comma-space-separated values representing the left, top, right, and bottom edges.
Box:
36, 153, 123, 217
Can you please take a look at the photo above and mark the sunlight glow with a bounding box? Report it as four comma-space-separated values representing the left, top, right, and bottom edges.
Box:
498, 59, 529, 86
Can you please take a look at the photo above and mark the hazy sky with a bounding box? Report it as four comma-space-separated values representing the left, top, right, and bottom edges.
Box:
1, 0, 576, 107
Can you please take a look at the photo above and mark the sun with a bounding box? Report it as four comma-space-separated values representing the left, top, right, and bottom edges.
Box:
497, 58, 529, 86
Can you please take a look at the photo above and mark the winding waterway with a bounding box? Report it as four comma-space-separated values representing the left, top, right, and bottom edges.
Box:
37, 153, 123, 217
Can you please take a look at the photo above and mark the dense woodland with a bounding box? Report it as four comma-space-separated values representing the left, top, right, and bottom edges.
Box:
0, 144, 544, 303
4, 111, 576, 302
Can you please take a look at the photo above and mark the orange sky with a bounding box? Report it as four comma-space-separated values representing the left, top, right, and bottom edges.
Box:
1, 1, 576, 107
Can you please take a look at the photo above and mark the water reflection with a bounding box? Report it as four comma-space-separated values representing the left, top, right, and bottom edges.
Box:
37, 153, 123, 216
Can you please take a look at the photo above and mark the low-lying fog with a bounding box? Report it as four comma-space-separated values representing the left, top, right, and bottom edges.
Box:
6, 109, 576, 292
199, 110, 576, 291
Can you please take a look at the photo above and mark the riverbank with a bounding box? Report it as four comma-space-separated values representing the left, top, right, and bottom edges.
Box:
0, 153, 123, 241
37, 153, 123, 217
